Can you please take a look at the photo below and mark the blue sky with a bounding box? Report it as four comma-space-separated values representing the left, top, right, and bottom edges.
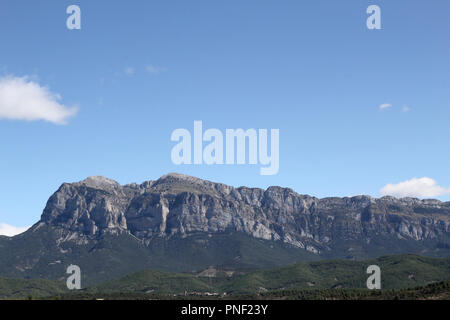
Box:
1, 0, 450, 230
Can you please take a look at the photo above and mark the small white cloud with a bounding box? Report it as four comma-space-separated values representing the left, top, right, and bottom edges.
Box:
379, 103, 392, 110
402, 106, 410, 112
146, 65, 168, 75
380, 177, 450, 199
124, 67, 135, 75
0, 223, 30, 237
0, 76, 78, 124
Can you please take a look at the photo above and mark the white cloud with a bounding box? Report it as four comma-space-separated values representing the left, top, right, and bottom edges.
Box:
380, 177, 450, 199
379, 103, 392, 110
0, 223, 30, 237
402, 106, 411, 112
146, 65, 168, 75
0, 76, 78, 124
124, 67, 135, 75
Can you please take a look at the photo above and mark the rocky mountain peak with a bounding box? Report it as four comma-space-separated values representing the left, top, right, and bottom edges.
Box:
159, 172, 202, 181
152, 172, 206, 188
78, 176, 121, 190
37, 174, 450, 255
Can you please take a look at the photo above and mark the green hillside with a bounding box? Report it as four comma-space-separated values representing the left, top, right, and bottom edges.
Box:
43, 280, 450, 301
92, 269, 214, 294
0, 277, 66, 299
219, 254, 450, 294
1, 254, 449, 299
91, 254, 450, 295
235, 280, 450, 300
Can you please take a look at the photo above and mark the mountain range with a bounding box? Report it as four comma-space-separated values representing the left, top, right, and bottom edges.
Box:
0, 173, 449, 285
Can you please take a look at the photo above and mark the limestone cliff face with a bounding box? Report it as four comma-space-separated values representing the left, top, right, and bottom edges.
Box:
39, 173, 450, 254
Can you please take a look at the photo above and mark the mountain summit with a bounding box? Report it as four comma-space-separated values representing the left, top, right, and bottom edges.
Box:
40, 174, 450, 250
1, 173, 449, 284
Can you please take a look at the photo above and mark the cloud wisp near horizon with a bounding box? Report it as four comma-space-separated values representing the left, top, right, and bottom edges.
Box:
380, 177, 450, 199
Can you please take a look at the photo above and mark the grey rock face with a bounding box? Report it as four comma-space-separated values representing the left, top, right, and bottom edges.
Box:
39, 173, 450, 254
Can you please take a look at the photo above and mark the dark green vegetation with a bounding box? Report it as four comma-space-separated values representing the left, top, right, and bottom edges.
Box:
1, 254, 449, 300
60, 280, 450, 300
0, 277, 66, 299
219, 254, 450, 294
0, 227, 320, 286
88, 254, 450, 295
233, 280, 450, 300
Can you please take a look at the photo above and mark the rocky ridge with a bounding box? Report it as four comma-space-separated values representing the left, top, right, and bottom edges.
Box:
37, 173, 450, 255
